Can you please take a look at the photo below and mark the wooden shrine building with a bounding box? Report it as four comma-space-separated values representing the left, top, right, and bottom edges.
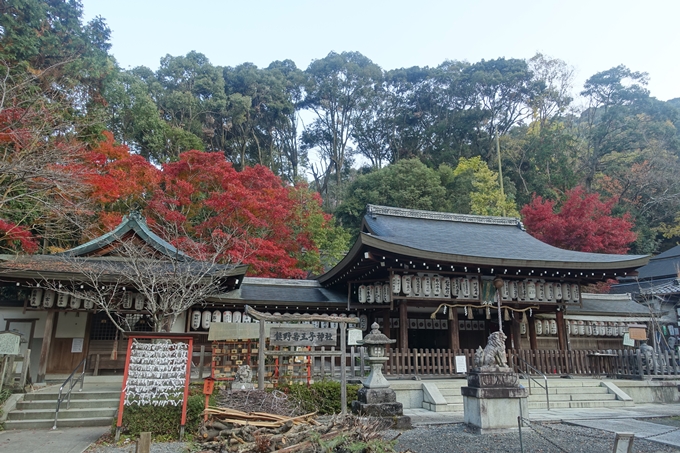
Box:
316, 205, 650, 353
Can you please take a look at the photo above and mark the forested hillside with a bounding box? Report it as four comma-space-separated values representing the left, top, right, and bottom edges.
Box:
1, 1, 679, 276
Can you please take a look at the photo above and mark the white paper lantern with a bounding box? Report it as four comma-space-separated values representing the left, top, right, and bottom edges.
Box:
223, 311, 233, 323
536, 319, 543, 335
413, 276, 422, 296
545, 283, 554, 301
83, 298, 94, 310
358, 285, 367, 303
537, 282, 545, 301
543, 319, 550, 335
134, 293, 145, 311
359, 314, 368, 331
69, 297, 82, 310
578, 320, 585, 336
585, 322, 593, 336
243, 313, 251, 323
383, 284, 391, 303
570, 320, 578, 336
374, 284, 382, 304
442, 277, 451, 297
562, 283, 571, 301
460, 278, 470, 299
402, 275, 412, 295
212, 310, 222, 323
367, 285, 375, 304
43, 290, 55, 308
501, 280, 510, 300
527, 281, 536, 300
432, 276, 441, 296
56, 292, 69, 308
423, 276, 432, 296
29, 288, 43, 307
517, 281, 526, 300
470, 277, 479, 299
452, 278, 460, 297
571, 284, 580, 302
391, 275, 401, 294
201, 310, 212, 329
233, 311, 242, 323
510, 281, 518, 300
191, 310, 202, 330
121, 292, 132, 309
554, 283, 563, 300
550, 319, 557, 335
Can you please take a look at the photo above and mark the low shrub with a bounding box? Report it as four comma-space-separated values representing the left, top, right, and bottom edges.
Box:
115, 393, 204, 440
277, 380, 360, 415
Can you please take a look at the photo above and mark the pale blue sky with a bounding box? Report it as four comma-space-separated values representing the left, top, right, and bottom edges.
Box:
82, 0, 680, 101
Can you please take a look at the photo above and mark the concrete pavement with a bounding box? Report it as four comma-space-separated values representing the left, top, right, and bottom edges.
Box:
0, 426, 109, 453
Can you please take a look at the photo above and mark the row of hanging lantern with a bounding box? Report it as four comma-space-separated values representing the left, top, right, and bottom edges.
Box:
366, 274, 582, 303
567, 320, 629, 337
190, 311, 370, 331
29, 288, 151, 311
190, 309, 253, 330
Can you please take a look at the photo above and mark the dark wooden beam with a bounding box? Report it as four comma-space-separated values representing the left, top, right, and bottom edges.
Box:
399, 300, 408, 350
37, 311, 56, 383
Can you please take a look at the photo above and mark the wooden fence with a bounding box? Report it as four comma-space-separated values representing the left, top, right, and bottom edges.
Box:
192, 346, 680, 381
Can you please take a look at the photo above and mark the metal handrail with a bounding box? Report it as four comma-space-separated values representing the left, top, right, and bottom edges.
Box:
516, 356, 550, 411
52, 357, 87, 429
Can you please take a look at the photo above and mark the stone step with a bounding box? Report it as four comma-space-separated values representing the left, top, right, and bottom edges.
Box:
16, 398, 119, 411
552, 386, 608, 394
422, 401, 463, 412
520, 379, 603, 387
24, 390, 121, 401
3, 416, 113, 430
528, 399, 632, 410
527, 392, 617, 402
8, 407, 117, 421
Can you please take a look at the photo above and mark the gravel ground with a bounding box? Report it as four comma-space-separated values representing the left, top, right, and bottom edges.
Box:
387, 422, 680, 453
85, 421, 680, 453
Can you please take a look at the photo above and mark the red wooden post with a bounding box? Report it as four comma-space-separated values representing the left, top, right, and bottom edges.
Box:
115, 336, 134, 441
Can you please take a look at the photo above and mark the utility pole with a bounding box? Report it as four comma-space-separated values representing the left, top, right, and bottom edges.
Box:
496, 127, 506, 217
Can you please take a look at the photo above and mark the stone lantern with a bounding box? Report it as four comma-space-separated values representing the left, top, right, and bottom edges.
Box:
351, 323, 410, 428
361, 322, 394, 388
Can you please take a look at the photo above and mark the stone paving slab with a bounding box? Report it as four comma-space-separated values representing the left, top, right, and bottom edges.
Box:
0, 426, 108, 453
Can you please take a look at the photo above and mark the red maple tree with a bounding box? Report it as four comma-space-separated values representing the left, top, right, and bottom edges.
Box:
520, 186, 637, 254
147, 151, 322, 278
81, 131, 161, 231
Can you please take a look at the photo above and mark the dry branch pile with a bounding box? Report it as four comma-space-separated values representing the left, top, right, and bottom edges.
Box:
215, 388, 305, 418
198, 410, 400, 453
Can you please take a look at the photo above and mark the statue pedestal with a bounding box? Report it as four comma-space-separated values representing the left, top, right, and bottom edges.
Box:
461, 368, 528, 434
351, 388, 411, 429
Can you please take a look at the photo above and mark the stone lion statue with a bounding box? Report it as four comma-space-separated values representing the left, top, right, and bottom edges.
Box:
233, 365, 253, 383
474, 331, 508, 369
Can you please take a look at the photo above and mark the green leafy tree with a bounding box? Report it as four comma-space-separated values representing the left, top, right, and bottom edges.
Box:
335, 159, 450, 236
448, 156, 520, 217
302, 51, 383, 206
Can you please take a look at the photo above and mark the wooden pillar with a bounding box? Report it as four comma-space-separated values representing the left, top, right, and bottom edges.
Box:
511, 316, 521, 350
448, 309, 460, 351
528, 313, 538, 350
382, 310, 391, 337
556, 309, 566, 351
37, 311, 56, 383
399, 300, 408, 350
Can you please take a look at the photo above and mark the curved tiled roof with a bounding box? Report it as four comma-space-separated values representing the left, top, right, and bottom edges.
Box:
361, 205, 648, 268
319, 205, 649, 285
59, 212, 193, 261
